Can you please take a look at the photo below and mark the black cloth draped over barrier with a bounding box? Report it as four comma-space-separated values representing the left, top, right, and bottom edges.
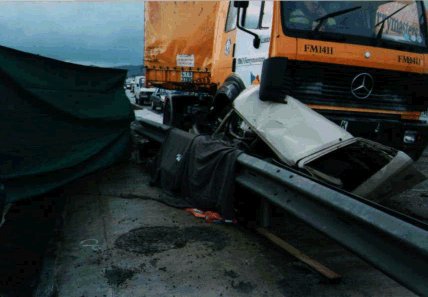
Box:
151, 129, 242, 220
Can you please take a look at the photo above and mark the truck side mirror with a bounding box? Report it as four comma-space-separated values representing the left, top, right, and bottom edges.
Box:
234, 0, 260, 49
233, 1, 249, 9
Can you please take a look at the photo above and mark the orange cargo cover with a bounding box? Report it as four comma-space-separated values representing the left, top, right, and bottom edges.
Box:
144, 1, 220, 90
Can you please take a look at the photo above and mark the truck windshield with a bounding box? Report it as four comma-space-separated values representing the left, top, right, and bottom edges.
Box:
282, 1, 427, 52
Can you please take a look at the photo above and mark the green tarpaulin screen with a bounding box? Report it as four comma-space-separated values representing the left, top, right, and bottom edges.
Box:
0, 45, 134, 204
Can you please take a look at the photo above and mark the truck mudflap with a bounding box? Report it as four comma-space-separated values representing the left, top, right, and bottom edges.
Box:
233, 86, 426, 199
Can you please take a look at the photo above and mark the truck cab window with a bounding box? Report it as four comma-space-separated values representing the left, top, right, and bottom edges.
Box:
261, 1, 273, 28
376, 1, 425, 47
225, 2, 238, 32
244, 1, 262, 29
243, 1, 271, 30
283, 1, 426, 50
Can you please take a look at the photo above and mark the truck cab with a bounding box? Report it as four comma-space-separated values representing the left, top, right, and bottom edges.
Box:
258, 1, 428, 159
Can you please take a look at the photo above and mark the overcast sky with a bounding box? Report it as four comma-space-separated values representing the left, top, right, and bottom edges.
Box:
0, 1, 144, 67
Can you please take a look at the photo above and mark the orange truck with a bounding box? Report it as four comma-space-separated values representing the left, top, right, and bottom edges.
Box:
145, 1, 428, 159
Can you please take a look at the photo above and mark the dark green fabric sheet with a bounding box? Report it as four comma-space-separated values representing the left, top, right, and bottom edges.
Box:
0, 45, 134, 203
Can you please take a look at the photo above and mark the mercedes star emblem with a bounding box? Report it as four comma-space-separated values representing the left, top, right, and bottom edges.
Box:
351, 73, 374, 99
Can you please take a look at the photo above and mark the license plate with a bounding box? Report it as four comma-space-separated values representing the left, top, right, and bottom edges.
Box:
181, 71, 193, 82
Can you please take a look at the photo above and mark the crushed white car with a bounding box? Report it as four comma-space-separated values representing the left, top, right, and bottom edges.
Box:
225, 86, 425, 199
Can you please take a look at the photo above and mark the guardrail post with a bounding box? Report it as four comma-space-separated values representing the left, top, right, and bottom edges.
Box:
257, 199, 272, 228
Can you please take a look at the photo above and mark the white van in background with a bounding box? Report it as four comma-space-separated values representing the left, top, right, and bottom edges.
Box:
132, 76, 145, 94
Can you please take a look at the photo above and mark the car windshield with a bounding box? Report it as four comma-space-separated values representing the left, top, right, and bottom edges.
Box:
282, 1, 426, 51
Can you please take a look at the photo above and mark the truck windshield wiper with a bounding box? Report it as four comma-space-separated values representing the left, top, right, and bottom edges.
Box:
375, 3, 409, 40
313, 6, 362, 32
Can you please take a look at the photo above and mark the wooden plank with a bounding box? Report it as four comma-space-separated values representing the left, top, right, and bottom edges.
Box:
256, 227, 342, 282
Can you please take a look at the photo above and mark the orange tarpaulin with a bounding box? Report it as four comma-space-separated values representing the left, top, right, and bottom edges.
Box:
144, 1, 219, 71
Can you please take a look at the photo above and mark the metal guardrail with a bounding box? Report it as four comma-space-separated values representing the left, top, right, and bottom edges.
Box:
131, 119, 170, 144
132, 119, 428, 295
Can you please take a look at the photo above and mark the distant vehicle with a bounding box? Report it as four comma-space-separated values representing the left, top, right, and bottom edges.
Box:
124, 78, 133, 90
132, 76, 145, 95
136, 87, 156, 105
123, 78, 134, 90
128, 79, 136, 93
150, 89, 167, 111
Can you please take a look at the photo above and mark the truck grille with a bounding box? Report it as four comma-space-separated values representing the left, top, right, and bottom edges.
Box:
283, 60, 428, 112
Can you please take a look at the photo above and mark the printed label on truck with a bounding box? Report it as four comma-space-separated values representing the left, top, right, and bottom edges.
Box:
181, 71, 193, 82
304, 44, 334, 55
397, 55, 422, 65
225, 38, 231, 56
236, 56, 265, 66
176, 54, 195, 67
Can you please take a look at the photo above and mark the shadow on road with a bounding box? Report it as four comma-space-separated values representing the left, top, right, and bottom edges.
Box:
0, 193, 64, 297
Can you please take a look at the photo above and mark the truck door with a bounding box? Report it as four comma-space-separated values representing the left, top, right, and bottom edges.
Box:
234, 0, 273, 88
211, 2, 238, 86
